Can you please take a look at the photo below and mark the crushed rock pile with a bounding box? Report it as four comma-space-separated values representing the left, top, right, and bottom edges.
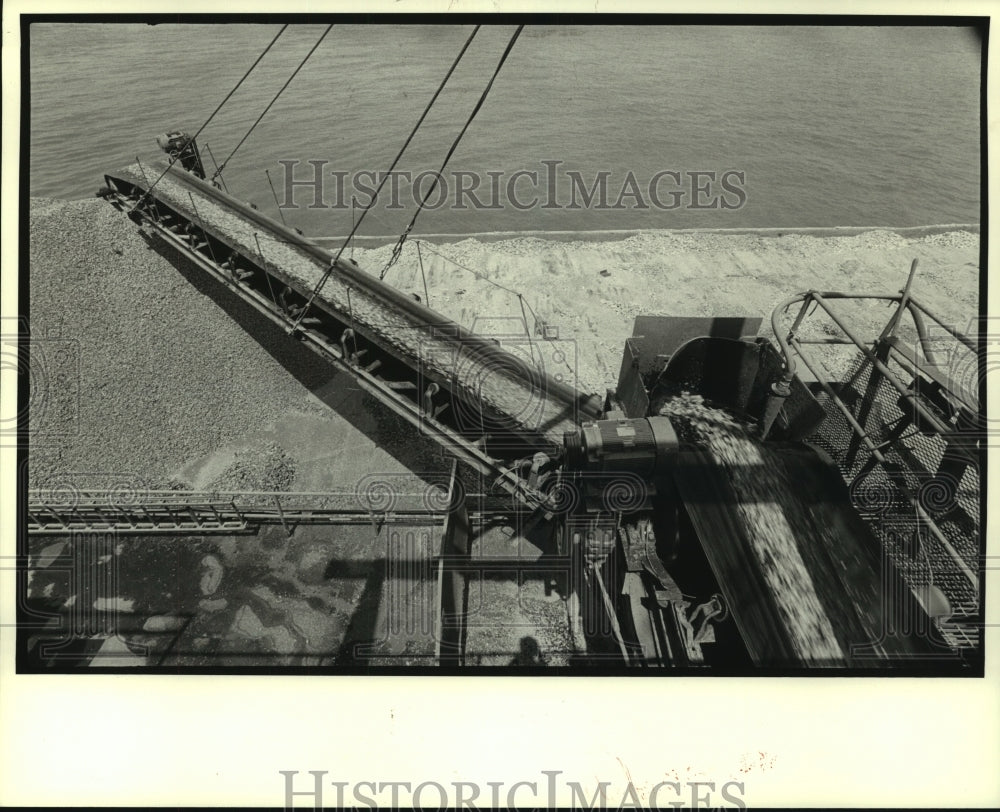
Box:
28, 197, 330, 488
203, 443, 297, 492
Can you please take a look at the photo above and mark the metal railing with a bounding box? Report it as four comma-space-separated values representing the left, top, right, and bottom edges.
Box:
770, 269, 981, 647
27, 489, 454, 535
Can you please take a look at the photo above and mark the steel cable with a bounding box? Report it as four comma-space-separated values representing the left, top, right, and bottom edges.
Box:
380, 25, 525, 281
212, 24, 334, 181
289, 25, 481, 333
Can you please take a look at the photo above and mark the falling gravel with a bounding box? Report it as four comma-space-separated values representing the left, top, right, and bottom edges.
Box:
659, 392, 844, 663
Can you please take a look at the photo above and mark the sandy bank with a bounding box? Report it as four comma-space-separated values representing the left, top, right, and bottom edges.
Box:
352, 225, 980, 395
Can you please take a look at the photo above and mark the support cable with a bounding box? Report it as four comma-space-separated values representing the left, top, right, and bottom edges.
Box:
413, 237, 544, 330
265, 169, 288, 228
202, 143, 230, 192
288, 25, 481, 333
380, 25, 524, 281
212, 24, 334, 181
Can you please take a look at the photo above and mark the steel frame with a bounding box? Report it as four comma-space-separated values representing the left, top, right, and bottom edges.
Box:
771, 284, 981, 596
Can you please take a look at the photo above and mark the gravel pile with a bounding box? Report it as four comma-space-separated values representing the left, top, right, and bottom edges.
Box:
28, 197, 329, 488
918, 230, 980, 249
659, 392, 845, 664
203, 442, 296, 492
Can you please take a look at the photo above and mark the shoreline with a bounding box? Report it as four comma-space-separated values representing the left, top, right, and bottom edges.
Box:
309, 222, 980, 246
29, 198, 978, 247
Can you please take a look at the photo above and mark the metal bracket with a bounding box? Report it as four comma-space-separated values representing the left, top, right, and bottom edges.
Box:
688, 593, 727, 644
621, 519, 683, 605
340, 328, 355, 363
423, 382, 441, 417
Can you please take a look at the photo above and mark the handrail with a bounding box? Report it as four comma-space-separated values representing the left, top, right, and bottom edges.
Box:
771, 289, 976, 385
769, 287, 980, 596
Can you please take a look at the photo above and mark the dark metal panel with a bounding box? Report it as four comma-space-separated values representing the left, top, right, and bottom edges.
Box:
629, 315, 762, 380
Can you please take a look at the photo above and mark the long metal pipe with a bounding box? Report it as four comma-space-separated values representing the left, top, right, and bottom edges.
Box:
101, 182, 562, 510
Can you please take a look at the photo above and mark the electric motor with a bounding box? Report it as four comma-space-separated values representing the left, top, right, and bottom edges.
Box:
563, 416, 678, 477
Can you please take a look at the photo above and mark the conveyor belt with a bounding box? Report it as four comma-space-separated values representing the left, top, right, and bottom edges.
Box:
105, 161, 601, 456
674, 443, 950, 668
